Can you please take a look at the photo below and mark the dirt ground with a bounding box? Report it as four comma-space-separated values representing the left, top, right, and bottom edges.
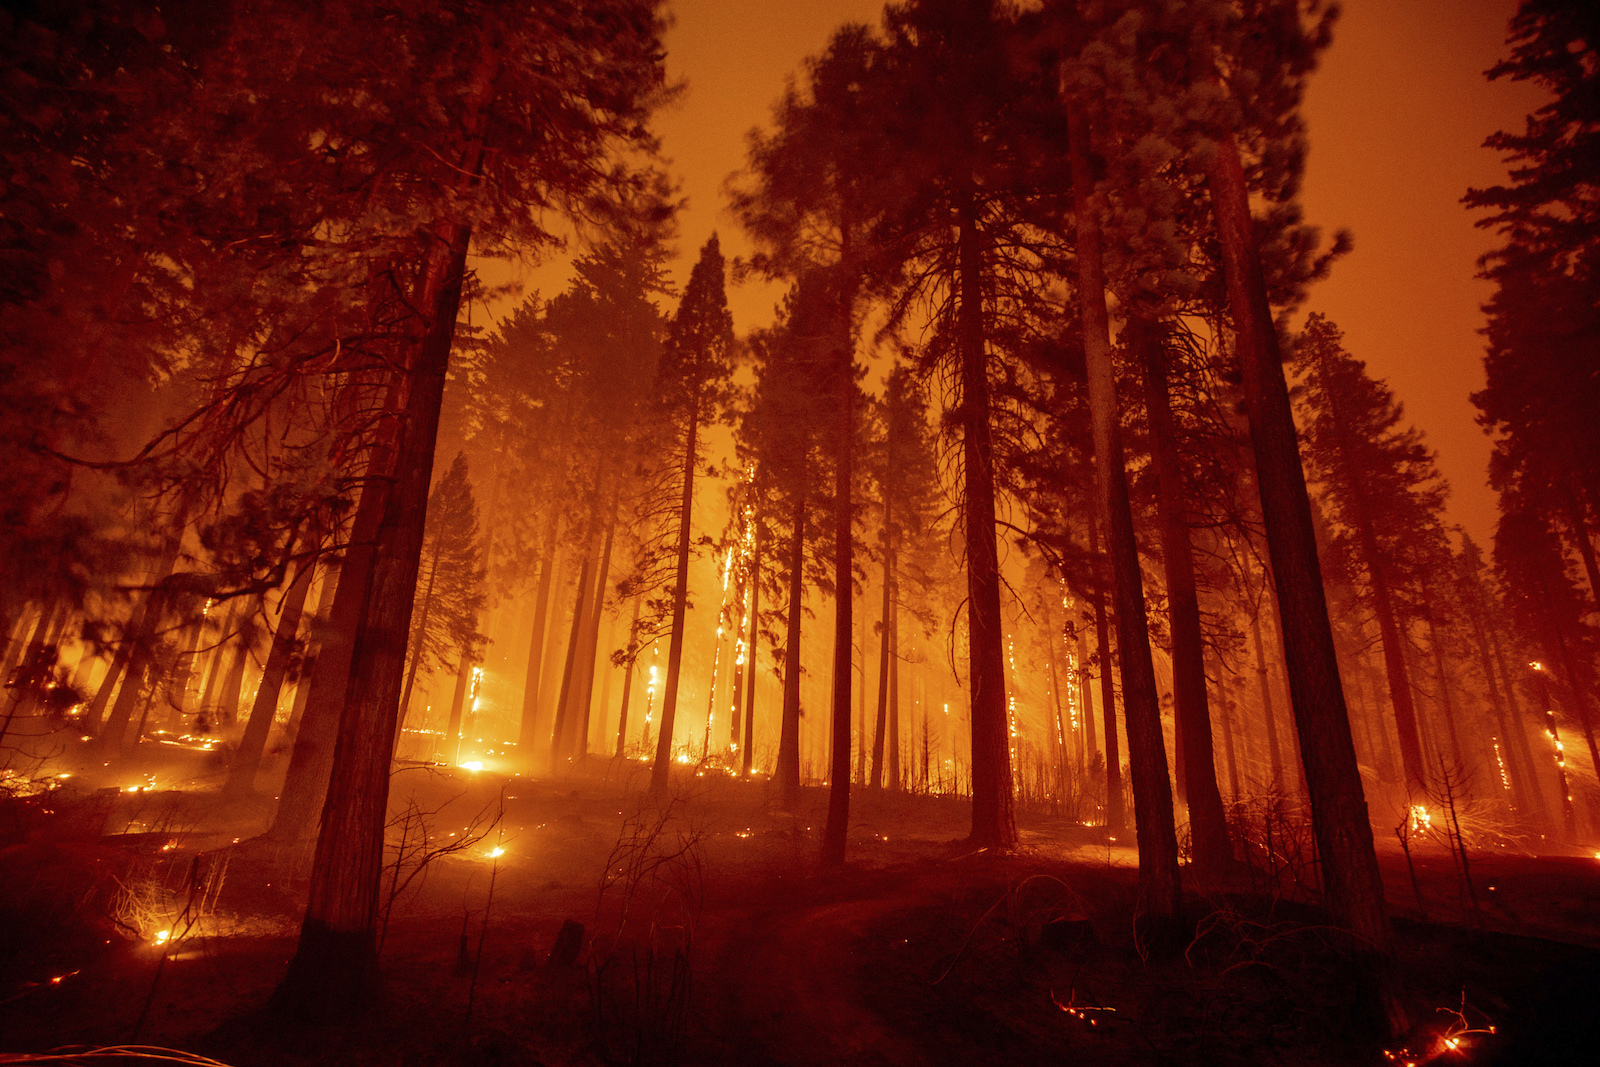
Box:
3, 752, 1599, 1066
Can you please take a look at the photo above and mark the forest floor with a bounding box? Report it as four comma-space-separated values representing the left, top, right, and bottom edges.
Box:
3, 746, 1599, 1065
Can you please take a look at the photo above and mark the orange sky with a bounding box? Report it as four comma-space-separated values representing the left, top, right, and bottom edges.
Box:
514, 0, 1545, 546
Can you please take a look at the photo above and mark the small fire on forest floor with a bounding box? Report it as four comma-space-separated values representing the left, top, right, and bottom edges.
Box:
2, 764, 1598, 1066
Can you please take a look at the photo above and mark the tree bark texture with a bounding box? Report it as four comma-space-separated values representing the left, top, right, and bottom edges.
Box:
1207, 130, 1395, 982
1134, 319, 1232, 875
1069, 107, 1181, 924
955, 197, 1015, 850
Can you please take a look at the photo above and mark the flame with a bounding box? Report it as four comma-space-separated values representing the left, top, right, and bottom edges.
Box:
460, 761, 484, 772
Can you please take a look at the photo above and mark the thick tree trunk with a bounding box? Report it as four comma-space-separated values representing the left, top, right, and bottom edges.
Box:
777, 493, 806, 808
272, 199, 479, 1017
1134, 319, 1232, 875
518, 510, 560, 769
228, 557, 315, 795
1068, 110, 1180, 922
955, 197, 1015, 850
651, 403, 700, 795
824, 265, 858, 864
1207, 130, 1395, 1012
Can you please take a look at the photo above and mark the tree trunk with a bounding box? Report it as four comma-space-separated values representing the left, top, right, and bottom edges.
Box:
444, 648, 473, 765
823, 264, 857, 864
95, 535, 185, 750
576, 499, 619, 761
267, 453, 389, 843
651, 401, 700, 795
1089, 529, 1123, 833
518, 509, 561, 769
1462, 566, 1549, 828
550, 544, 596, 770
955, 195, 1015, 850
1207, 128, 1395, 1011
888, 597, 901, 791
284, 567, 337, 744
396, 550, 440, 745
1134, 318, 1232, 875
871, 520, 893, 790
272, 188, 482, 1018
742, 524, 761, 778
1076, 623, 1095, 774
777, 492, 806, 808
228, 557, 315, 795
614, 596, 642, 757
1488, 611, 1552, 828
1068, 108, 1180, 922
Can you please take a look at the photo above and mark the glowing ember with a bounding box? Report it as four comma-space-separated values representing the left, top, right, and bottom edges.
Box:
153, 930, 171, 945
460, 761, 484, 772
488, 846, 505, 859
1409, 805, 1432, 834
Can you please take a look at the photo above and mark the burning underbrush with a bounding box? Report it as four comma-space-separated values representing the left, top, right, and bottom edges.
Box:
0, 765, 1597, 1065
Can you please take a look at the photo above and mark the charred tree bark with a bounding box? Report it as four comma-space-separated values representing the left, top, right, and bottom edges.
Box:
955, 196, 1015, 850
1134, 318, 1232, 875
1068, 108, 1181, 923
1206, 129, 1395, 1006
